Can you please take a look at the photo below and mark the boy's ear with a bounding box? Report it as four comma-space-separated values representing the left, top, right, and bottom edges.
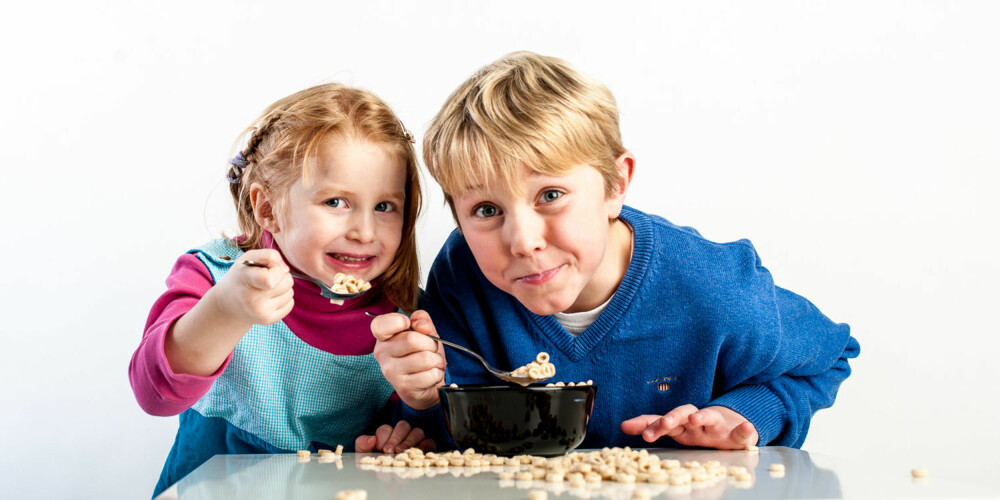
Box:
249, 182, 281, 233
605, 151, 636, 219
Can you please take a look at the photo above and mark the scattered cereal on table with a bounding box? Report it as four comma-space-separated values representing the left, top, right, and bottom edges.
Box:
335, 489, 367, 500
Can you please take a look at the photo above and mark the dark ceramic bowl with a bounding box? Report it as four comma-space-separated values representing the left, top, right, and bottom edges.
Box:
438, 384, 597, 456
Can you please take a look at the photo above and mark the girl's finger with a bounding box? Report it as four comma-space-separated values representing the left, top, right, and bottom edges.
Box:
383, 420, 413, 453
373, 424, 393, 451
354, 434, 377, 453
399, 426, 426, 451
417, 438, 437, 452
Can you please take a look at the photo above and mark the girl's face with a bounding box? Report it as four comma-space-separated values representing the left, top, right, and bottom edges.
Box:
266, 137, 406, 285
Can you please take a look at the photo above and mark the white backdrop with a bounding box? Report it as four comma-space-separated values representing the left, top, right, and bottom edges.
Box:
2, 1, 998, 498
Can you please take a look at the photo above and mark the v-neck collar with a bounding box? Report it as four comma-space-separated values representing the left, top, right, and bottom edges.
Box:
520, 206, 652, 361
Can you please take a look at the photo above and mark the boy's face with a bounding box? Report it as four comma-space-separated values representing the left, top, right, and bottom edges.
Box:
453, 161, 631, 316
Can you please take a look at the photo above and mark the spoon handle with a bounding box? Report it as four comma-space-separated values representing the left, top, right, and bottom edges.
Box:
364, 311, 519, 382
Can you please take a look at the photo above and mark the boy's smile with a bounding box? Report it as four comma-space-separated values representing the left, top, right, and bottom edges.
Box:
454, 160, 633, 316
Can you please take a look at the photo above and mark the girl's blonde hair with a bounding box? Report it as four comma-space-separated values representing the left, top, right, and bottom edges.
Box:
423, 51, 625, 220
228, 83, 421, 312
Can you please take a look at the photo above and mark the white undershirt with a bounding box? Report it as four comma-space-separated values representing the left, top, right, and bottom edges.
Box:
554, 295, 613, 336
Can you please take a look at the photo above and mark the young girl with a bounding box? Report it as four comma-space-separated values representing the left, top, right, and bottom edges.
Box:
129, 83, 432, 498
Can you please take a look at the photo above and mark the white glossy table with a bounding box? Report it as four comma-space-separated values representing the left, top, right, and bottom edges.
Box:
155, 447, 998, 499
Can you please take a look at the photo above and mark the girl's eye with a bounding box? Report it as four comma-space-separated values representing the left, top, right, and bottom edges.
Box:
539, 190, 563, 203
375, 201, 394, 212
325, 198, 344, 208
474, 204, 500, 218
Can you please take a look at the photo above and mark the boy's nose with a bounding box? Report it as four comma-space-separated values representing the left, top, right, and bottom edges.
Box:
346, 211, 376, 243
505, 209, 546, 256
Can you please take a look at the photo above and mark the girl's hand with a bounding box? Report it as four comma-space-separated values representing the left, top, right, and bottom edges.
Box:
354, 420, 437, 454
217, 249, 295, 325
371, 310, 446, 410
620, 404, 759, 450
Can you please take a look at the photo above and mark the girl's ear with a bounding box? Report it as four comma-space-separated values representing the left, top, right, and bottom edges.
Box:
605, 151, 636, 219
249, 182, 280, 233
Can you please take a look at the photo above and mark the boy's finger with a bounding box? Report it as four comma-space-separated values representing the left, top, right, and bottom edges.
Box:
731, 421, 758, 447
383, 420, 413, 453
662, 405, 699, 438
689, 408, 722, 430
394, 331, 445, 358
370, 313, 412, 342
619, 415, 662, 435
409, 310, 439, 337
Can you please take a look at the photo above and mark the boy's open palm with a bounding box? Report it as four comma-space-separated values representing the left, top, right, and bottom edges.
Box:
371, 310, 446, 410
620, 404, 759, 450
219, 250, 294, 325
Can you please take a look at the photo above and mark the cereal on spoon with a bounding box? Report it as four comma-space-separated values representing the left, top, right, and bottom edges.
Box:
328, 273, 371, 305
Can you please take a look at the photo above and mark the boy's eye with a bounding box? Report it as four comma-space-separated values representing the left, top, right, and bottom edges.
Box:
325, 198, 345, 208
539, 190, 562, 203
474, 204, 500, 218
375, 201, 394, 212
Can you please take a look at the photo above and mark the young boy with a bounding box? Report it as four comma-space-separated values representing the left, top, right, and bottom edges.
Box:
371, 51, 859, 451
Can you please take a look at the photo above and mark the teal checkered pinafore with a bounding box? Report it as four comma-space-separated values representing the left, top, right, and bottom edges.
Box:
188, 239, 395, 451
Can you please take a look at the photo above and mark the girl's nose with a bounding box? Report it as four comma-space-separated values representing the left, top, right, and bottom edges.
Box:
505, 208, 546, 256
346, 211, 376, 244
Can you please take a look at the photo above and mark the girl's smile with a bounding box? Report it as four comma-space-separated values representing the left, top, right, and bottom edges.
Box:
326, 252, 376, 272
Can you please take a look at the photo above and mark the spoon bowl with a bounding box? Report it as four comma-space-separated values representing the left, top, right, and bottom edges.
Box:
242, 260, 369, 302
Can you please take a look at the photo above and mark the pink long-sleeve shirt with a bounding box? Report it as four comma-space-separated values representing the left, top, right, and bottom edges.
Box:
129, 238, 398, 416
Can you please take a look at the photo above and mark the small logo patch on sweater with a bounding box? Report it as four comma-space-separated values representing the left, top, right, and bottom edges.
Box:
647, 375, 678, 392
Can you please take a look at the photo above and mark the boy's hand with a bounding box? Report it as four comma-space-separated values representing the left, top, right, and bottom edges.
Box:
620, 404, 759, 450
371, 310, 446, 410
354, 421, 437, 454
216, 249, 294, 325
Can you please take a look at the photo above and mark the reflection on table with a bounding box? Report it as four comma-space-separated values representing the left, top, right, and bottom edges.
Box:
155, 446, 992, 499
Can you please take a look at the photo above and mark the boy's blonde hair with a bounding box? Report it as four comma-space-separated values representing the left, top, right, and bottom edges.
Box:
228, 83, 421, 312
423, 51, 625, 220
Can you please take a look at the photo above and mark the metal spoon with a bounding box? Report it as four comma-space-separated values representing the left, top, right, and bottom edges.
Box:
364, 311, 546, 386
242, 260, 369, 303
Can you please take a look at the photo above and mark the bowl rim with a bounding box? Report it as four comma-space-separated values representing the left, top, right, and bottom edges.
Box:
438, 383, 596, 393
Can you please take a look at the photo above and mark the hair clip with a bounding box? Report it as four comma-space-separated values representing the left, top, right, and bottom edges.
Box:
398, 118, 416, 144
227, 152, 248, 184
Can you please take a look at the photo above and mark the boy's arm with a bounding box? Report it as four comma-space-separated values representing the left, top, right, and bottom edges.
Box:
711, 275, 861, 446
709, 332, 860, 446
128, 254, 232, 416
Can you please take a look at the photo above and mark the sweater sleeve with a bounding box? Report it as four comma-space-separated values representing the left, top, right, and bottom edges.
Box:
709, 332, 859, 448
128, 253, 232, 416
707, 245, 860, 447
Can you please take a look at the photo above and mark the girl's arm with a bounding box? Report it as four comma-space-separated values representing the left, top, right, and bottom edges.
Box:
129, 249, 293, 416
129, 253, 222, 416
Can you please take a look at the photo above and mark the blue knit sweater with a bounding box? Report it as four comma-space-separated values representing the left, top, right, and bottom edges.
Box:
412, 206, 859, 449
